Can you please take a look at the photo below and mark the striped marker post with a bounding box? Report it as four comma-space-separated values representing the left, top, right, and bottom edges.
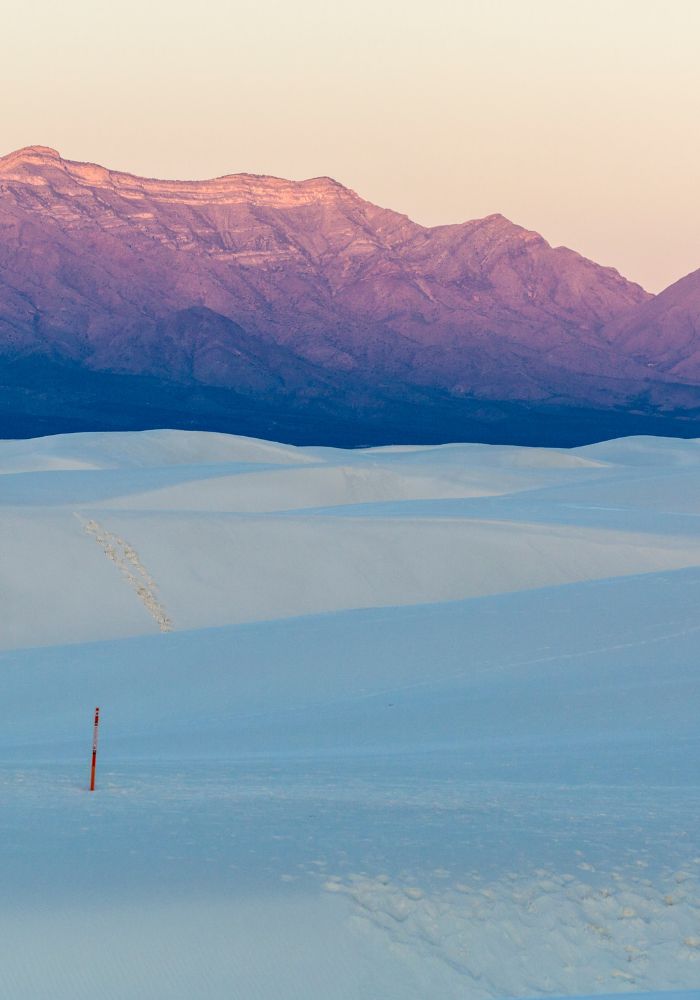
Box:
89, 707, 100, 791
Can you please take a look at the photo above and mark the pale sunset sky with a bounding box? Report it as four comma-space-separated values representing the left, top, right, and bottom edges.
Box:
4, 0, 699, 292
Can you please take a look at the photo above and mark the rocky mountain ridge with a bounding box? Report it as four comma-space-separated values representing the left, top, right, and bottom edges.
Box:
0, 146, 697, 443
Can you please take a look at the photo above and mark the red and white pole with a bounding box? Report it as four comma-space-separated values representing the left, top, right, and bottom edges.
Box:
89, 706, 100, 791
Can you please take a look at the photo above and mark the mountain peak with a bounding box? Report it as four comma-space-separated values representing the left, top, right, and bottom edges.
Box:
0, 146, 362, 210
0, 145, 63, 169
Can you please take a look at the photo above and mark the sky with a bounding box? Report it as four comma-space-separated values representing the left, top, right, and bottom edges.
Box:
3, 0, 699, 292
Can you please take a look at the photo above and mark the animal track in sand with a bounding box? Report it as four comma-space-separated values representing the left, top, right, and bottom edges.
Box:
77, 515, 173, 632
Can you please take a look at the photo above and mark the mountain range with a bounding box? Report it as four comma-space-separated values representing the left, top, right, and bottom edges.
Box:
1, 145, 698, 445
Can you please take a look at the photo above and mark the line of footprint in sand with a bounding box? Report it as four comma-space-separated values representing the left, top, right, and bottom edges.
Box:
324, 864, 700, 998
77, 515, 173, 632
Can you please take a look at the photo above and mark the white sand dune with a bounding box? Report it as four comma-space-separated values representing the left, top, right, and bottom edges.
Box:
2, 431, 700, 650
0, 428, 313, 474
1, 430, 699, 999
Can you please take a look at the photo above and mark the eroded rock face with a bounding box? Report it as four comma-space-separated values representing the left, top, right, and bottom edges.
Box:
0, 146, 696, 441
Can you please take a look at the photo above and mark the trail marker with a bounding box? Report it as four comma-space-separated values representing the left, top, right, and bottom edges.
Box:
89, 706, 100, 791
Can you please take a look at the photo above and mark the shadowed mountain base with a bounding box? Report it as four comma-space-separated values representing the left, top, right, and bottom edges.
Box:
1, 358, 698, 447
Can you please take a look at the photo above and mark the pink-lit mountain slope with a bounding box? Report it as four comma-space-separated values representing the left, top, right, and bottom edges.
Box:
0, 146, 698, 444
603, 267, 700, 382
